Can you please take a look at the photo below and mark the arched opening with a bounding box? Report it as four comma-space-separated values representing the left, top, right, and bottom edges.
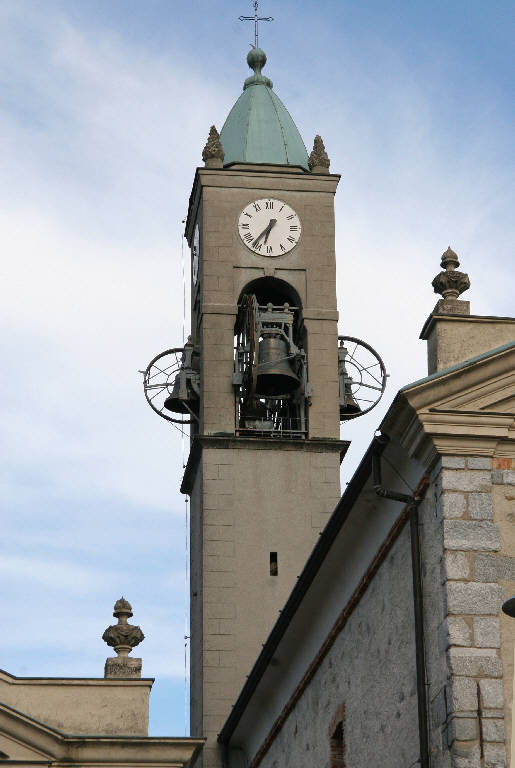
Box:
233, 277, 309, 438
237, 276, 302, 308
236, 276, 304, 343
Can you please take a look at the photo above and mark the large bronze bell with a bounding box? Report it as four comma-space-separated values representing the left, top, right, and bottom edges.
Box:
255, 334, 300, 397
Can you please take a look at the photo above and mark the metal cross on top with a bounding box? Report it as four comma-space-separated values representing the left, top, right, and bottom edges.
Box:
239, 1, 273, 49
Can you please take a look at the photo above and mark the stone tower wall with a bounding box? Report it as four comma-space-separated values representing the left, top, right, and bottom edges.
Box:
186, 166, 345, 768
195, 168, 341, 439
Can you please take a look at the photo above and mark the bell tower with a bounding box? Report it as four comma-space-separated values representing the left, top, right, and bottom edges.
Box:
180, 48, 346, 768
143, 45, 391, 768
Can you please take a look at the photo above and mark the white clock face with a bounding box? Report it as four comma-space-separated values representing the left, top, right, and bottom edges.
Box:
192, 224, 199, 284
238, 198, 301, 257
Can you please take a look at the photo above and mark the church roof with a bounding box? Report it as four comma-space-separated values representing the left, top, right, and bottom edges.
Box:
219, 48, 310, 171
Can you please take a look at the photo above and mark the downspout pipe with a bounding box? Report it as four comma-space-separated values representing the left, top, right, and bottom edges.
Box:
372, 441, 430, 768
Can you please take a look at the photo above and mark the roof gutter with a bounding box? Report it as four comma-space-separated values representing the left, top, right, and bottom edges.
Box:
218, 433, 388, 747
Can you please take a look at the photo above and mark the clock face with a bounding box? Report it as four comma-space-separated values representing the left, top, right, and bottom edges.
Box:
192, 224, 199, 284
238, 198, 301, 257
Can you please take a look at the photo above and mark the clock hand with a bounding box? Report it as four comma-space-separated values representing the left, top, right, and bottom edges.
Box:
263, 218, 277, 244
252, 218, 277, 246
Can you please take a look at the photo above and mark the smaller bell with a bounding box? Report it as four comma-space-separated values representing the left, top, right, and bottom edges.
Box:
338, 343, 361, 418
163, 340, 199, 414
164, 372, 191, 414
339, 379, 361, 418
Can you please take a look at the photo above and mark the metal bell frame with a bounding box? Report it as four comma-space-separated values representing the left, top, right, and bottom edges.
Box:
233, 295, 309, 437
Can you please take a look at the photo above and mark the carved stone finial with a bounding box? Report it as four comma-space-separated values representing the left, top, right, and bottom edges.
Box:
113, 596, 133, 618
431, 246, 470, 300
103, 598, 144, 678
202, 125, 225, 168
308, 135, 330, 173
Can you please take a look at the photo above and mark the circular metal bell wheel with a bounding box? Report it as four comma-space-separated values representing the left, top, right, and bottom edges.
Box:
338, 336, 387, 421
142, 348, 195, 424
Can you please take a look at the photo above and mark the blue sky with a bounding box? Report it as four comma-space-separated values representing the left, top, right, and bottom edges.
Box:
0, 0, 513, 736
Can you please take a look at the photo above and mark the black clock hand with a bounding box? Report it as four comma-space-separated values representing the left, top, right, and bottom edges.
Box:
252, 218, 277, 246
264, 218, 277, 244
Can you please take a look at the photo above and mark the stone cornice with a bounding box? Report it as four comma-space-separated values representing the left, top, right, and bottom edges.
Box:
0, 702, 205, 766
420, 313, 515, 341
402, 344, 515, 408
382, 345, 515, 464
181, 436, 350, 494
0, 669, 153, 686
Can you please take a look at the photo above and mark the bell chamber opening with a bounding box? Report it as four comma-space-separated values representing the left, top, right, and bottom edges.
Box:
233, 277, 310, 439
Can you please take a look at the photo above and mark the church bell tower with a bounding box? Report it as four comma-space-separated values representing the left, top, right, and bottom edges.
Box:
182, 47, 346, 767
142, 45, 380, 768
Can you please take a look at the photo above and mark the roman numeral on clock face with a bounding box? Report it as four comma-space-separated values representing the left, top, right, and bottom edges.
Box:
244, 232, 253, 242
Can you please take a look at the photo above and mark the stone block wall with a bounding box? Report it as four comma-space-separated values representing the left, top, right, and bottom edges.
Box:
258, 525, 420, 768
196, 443, 341, 768
428, 456, 514, 768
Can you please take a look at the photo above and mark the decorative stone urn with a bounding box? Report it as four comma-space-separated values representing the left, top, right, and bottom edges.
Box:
102, 598, 144, 678
431, 246, 471, 315
432, 246, 471, 298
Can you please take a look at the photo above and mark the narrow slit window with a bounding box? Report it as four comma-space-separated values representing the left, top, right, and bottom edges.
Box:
270, 551, 278, 576
330, 721, 345, 768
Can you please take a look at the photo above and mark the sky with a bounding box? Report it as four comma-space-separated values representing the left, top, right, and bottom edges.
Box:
0, 0, 513, 737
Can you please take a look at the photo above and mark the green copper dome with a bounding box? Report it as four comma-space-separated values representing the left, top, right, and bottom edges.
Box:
219, 49, 310, 171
